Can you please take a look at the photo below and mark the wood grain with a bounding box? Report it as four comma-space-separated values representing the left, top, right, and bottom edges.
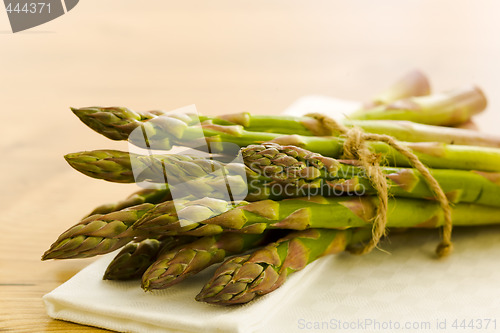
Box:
1, 1, 500, 331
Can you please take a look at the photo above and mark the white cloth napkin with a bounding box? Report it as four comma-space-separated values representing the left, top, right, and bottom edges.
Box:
44, 97, 500, 333
43, 250, 327, 333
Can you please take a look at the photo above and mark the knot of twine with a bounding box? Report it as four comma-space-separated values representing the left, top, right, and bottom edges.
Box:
305, 113, 453, 258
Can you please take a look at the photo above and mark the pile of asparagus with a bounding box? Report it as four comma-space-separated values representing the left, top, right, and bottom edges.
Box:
43, 71, 500, 305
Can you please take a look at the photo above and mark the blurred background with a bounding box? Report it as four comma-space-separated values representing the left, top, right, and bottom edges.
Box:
1, 1, 499, 125
1, 1, 499, 330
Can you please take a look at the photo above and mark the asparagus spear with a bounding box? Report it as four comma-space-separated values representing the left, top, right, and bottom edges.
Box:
42, 197, 237, 260
71, 104, 500, 148
196, 228, 372, 305
103, 236, 195, 280
142, 232, 268, 290
103, 239, 162, 280
87, 187, 171, 216
65, 147, 500, 207
65, 70, 427, 146
44, 194, 500, 259
42, 204, 154, 260
245, 144, 500, 207
134, 196, 500, 236
70, 69, 430, 142
242, 116, 500, 148
342, 120, 500, 148
349, 86, 487, 126
70, 108, 500, 172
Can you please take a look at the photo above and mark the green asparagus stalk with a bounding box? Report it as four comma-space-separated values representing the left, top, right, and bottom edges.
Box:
226, 132, 500, 172
42, 196, 238, 260
242, 116, 500, 148
67, 70, 429, 143
65, 147, 500, 207
243, 144, 500, 207
196, 228, 372, 305
87, 187, 171, 216
343, 120, 500, 147
42, 204, 154, 260
134, 196, 500, 237
43, 194, 500, 260
349, 86, 487, 126
71, 104, 500, 148
142, 232, 268, 290
70, 108, 500, 172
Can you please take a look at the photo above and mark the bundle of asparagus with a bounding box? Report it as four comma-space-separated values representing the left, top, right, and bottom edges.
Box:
43, 71, 500, 306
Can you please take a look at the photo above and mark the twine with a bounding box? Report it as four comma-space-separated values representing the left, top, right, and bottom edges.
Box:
305, 113, 453, 257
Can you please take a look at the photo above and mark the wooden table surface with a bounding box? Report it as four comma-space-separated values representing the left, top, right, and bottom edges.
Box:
1, 1, 500, 332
